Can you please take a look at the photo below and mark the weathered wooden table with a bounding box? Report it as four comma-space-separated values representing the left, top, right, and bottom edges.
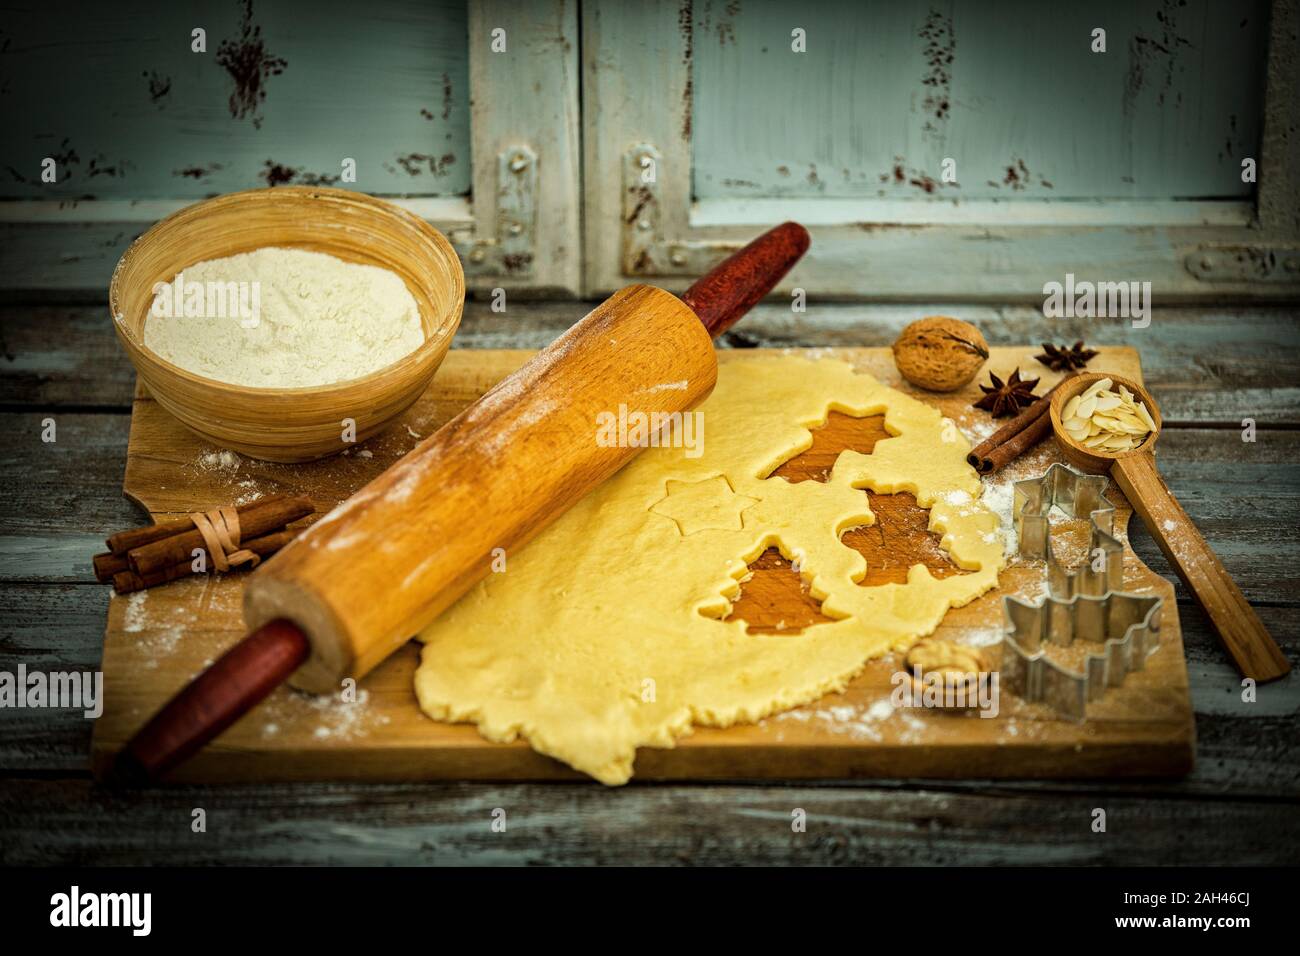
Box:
2, 299, 1297, 865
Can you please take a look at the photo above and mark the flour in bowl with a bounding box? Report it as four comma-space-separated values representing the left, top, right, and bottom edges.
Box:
143, 247, 425, 388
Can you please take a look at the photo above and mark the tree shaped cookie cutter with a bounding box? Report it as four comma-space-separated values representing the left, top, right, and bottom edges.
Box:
1001, 463, 1164, 719
1013, 462, 1123, 598
1002, 591, 1163, 720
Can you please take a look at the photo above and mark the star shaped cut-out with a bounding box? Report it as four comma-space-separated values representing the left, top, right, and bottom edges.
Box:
649, 475, 760, 537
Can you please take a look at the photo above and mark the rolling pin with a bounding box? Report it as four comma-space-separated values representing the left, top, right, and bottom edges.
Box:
112, 221, 811, 783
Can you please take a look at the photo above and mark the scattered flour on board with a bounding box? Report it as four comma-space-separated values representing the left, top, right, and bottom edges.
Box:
768, 692, 932, 743
192, 450, 269, 502
974, 444, 1062, 560
196, 449, 240, 472
958, 415, 999, 444
259, 688, 390, 741
963, 626, 1006, 647
121, 591, 191, 669
979, 464, 1050, 601
123, 592, 149, 633
979, 480, 1019, 556
233, 478, 263, 505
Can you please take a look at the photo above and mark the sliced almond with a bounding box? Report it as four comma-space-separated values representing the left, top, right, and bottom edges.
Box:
1083, 378, 1112, 399
1062, 378, 1155, 454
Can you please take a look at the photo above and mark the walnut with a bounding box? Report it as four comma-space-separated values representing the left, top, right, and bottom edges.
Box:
907, 638, 990, 675
891, 316, 989, 392
905, 638, 992, 706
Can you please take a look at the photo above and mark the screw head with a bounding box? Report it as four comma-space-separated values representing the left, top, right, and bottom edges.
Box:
1200, 256, 1214, 272
670, 251, 686, 266
510, 153, 529, 172
508, 223, 523, 236
469, 247, 486, 263
637, 219, 651, 231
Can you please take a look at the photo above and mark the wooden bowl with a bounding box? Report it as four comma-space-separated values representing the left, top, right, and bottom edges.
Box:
1048, 372, 1163, 473
108, 187, 465, 462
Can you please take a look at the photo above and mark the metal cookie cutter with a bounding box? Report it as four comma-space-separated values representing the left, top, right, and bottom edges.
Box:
1014, 462, 1123, 598
1001, 463, 1164, 719
1002, 591, 1163, 720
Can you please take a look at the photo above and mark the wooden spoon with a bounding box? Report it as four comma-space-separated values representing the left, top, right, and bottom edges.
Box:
1049, 372, 1290, 682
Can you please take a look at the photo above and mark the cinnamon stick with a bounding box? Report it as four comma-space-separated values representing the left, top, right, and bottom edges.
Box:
93, 551, 132, 583
94, 495, 291, 580
112, 529, 299, 595
104, 494, 288, 554
981, 411, 1054, 473
967, 378, 1069, 474
127, 495, 314, 577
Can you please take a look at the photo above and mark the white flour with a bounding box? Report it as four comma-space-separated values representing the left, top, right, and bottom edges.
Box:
144, 247, 424, 388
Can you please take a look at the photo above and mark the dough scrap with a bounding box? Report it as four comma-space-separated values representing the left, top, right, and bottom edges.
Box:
415, 356, 1003, 784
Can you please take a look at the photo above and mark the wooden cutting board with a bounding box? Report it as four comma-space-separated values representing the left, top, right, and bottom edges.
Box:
91, 347, 1194, 782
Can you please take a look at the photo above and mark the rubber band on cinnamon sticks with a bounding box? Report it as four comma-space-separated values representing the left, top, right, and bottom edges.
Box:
967, 379, 1069, 475
93, 495, 291, 582
111, 529, 299, 595
127, 495, 314, 576
103, 494, 289, 555
93, 495, 313, 583
190, 506, 261, 572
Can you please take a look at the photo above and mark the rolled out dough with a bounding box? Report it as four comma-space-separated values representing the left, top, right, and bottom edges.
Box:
415, 356, 1003, 784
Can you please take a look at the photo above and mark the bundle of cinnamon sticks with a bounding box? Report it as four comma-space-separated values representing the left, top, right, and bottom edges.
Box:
966, 379, 1070, 475
92, 494, 314, 594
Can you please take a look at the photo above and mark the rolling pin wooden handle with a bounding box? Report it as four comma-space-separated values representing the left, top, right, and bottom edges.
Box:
1113, 452, 1291, 682
680, 221, 810, 337
110, 620, 309, 784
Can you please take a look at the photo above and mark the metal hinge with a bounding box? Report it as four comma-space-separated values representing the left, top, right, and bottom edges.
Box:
450, 144, 537, 278
622, 143, 740, 277
1185, 244, 1300, 282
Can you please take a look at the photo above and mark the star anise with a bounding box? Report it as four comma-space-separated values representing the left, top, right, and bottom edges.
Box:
973, 368, 1040, 417
1035, 340, 1098, 372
